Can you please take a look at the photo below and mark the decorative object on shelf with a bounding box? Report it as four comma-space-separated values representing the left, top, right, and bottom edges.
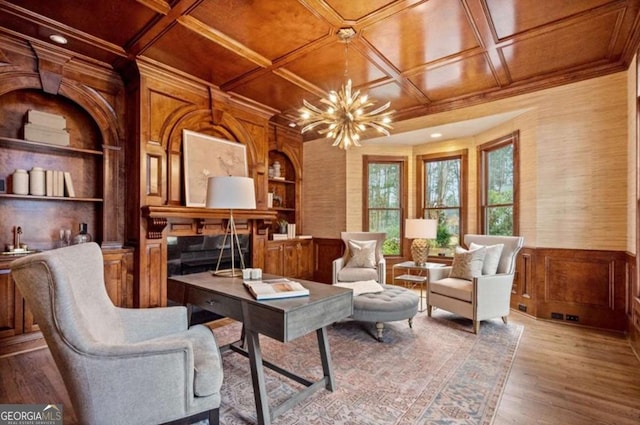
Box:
277, 219, 288, 234
272, 161, 281, 178
183, 129, 248, 207
29, 167, 45, 196
4, 226, 31, 253
405, 218, 438, 266
63, 172, 75, 197
73, 222, 92, 244
206, 175, 256, 277
272, 191, 282, 207
267, 192, 274, 208
298, 27, 394, 150
287, 223, 296, 239
268, 166, 275, 178
12, 169, 28, 195
59, 228, 71, 247
23, 109, 70, 147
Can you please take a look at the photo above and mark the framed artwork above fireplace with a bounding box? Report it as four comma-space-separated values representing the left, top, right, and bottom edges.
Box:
182, 129, 248, 207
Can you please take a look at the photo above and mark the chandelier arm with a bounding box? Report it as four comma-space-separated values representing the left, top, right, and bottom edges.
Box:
366, 123, 392, 136
361, 102, 392, 117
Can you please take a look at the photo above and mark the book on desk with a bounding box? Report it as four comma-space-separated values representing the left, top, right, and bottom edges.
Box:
243, 278, 310, 300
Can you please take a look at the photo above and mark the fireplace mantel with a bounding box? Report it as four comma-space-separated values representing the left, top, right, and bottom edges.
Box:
142, 205, 277, 239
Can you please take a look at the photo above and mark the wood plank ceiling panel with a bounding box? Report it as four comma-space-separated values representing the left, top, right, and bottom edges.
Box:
142, 19, 261, 86
501, 10, 621, 82
485, 0, 615, 40
190, 0, 331, 61
362, 0, 481, 73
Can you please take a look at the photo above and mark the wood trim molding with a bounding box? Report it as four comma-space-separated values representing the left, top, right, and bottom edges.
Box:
142, 205, 276, 239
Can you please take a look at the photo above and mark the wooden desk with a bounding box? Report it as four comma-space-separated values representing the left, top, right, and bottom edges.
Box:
167, 273, 353, 425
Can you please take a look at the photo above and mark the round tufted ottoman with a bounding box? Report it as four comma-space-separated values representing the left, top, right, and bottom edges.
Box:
352, 284, 419, 341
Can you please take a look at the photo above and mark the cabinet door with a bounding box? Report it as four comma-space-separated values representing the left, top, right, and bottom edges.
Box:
264, 243, 283, 276
103, 250, 134, 308
297, 240, 313, 280
0, 269, 18, 338
21, 285, 38, 334
283, 242, 298, 278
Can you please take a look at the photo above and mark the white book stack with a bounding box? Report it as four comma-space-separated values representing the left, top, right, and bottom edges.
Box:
45, 170, 75, 197
287, 223, 296, 239
23, 109, 70, 146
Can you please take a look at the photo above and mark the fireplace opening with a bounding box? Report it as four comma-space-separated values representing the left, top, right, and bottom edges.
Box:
167, 234, 251, 324
167, 234, 251, 276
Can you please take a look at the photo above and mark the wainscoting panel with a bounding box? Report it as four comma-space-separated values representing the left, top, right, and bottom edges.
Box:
536, 248, 627, 331
510, 248, 536, 316
629, 253, 640, 357
544, 257, 613, 307
313, 238, 344, 284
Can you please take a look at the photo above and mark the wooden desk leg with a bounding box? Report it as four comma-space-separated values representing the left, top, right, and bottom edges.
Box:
246, 328, 271, 425
316, 327, 335, 391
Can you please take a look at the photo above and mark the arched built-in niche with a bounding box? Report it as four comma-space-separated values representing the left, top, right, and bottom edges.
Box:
163, 109, 261, 207
0, 71, 124, 248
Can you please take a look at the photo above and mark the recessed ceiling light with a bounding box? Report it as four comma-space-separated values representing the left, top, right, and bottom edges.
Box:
430, 132, 442, 138
49, 34, 68, 45
288, 122, 296, 128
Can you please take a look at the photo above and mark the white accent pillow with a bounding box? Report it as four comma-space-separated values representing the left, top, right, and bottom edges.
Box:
449, 246, 486, 280
346, 240, 377, 269
470, 242, 504, 275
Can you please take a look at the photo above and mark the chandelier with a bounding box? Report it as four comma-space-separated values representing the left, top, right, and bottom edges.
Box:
298, 28, 394, 150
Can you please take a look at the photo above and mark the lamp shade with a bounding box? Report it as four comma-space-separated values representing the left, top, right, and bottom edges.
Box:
206, 176, 256, 210
405, 218, 437, 239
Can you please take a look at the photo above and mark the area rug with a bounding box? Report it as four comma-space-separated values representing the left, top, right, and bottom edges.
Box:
209, 310, 522, 425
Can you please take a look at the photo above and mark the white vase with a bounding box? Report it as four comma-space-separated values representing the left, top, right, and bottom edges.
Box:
29, 167, 45, 196
12, 169, 28, 195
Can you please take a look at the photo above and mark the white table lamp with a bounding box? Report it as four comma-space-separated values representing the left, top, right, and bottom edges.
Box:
206, 176, 256, 276
405, 218, 438, 266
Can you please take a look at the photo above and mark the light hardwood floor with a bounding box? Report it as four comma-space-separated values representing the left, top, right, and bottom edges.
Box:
1, 312, 639, 424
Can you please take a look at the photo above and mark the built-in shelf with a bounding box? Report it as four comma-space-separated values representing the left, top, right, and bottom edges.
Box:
268, 178, 295, 185
0, 194, 103, 202
0, 136, 104, 156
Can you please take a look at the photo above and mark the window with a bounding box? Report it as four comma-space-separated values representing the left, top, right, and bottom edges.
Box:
478, 131, 519, 235
418, 150, 467, 251
364, 156, 407, 256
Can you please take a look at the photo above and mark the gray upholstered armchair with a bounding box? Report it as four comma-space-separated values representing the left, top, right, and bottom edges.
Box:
332, 232, 386, 285
10, 243, 223, 425
427, 234, 524, 334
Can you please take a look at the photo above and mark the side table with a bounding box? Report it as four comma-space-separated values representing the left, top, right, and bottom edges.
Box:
392, 261, 446, 312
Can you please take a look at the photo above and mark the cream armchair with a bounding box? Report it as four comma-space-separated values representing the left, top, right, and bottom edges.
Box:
333, 232, 386, 284
10, 243, 223, 425
427, 234, 524, 333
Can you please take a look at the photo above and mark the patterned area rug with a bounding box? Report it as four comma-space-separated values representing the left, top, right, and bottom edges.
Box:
208, 309, 522, 425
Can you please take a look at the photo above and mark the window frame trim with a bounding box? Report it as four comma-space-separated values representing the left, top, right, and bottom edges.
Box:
416, 149, 468, 252
363, 155, 408, 258
477, 131, 520, 236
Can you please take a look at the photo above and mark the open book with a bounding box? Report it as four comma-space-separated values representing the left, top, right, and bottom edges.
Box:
243, 278, 310, 300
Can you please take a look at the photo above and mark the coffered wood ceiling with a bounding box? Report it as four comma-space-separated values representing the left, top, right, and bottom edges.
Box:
1, 0, 639, 138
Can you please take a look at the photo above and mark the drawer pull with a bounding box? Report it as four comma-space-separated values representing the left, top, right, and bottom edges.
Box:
206, 299, 216, 306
